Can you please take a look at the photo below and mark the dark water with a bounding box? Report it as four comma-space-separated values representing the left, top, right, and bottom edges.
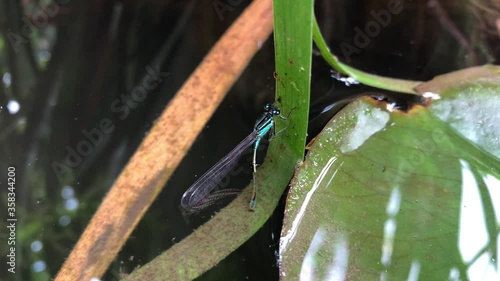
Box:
0, 0, 497, 280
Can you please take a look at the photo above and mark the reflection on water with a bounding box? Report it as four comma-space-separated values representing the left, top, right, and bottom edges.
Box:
330, 70, 360, 87
484, 175, 500, 224
381, 187, 401, 270
58, 215, 71, 226
407, 260, 421, 281
422, 91, 441, 100
32, 260, 47, 273
2, 72, 11, 87
30, 241, 43, 252
61, 185, 79, 211
299, 228, 349, 281
459, 160, 488, 263
6, 100, 20, 114
299, 227, 325, 280
458, 159, 500, 280
280, 157, 340, 256
327, 233, 349, 281
340, 102, 389, 153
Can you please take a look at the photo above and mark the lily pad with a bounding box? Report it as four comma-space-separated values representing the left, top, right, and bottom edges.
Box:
280, 67, 500, 280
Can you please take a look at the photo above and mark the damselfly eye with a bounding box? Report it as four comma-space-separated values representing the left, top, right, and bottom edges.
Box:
273, 109, 280, 115
264, 104, 272, 110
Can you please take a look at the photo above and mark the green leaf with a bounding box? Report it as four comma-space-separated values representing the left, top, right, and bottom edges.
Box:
123, 0, 313, 279
280, 67, 500, 280
272, 0, 312, 154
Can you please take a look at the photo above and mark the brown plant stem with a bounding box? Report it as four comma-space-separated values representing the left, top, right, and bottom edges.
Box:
55, 0, 273, 280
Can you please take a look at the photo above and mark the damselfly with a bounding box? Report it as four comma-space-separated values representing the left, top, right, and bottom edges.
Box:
181, 104, 286, 212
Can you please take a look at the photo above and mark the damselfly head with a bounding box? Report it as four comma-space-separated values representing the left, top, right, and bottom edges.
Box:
264, 103, 280, 116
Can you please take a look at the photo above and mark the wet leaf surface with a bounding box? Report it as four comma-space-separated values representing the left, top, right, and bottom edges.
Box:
281, 66, 500, 280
